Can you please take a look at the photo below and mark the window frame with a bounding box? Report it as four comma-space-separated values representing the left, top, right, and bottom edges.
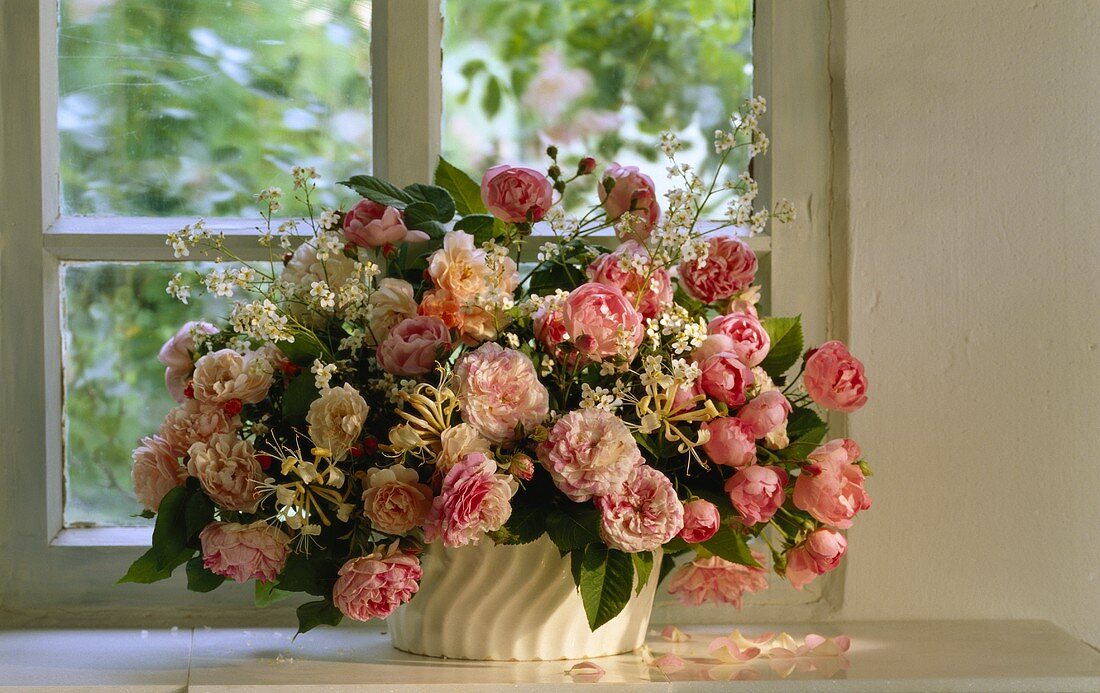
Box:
0, 0, 836, 625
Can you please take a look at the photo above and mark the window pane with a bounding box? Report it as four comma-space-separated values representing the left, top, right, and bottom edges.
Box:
61, 262, 225, 527
59, 0, 373, 217
442, 0, 753, 208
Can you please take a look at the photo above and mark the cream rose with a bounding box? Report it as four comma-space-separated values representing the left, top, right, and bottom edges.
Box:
365, 278, 418, 346
191, 348, 274, 405
306, 383, 369, 461
361, 465, 433, 535
186, 433, 263, 511
436, 423, 492, 473
158, 399, 240, 457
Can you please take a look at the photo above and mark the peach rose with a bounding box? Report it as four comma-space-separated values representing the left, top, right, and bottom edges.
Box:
698, 352, 755, 408
786, 528, 847, 590
586, 241, 672, 320
679, 499, 721, 544
436, 423, 492, 473
158, 321, 217, 403
424, 452, 518, 547
480, 165, 554, 223
365, 278, 418, 346
158, 399, 240, 457
707, 312, 770, 368
199, 520, 291, 583
419, 287, 505, 345
131, 435, 186, 512
804, 340, 868, 412
538, 408, 642, 502
737, 390, 792, 439
596, 465, 684, 553
725, 465, 788, 525
362, 465, 433, 535
792, 439, 871, 529
332, 548, 422, 621
191, 348, 274, 405
454, 342, 549, 444
187, 433, 263, 512
666, 553, 769, 608
701, 417, 757, 468
306, 383, 370, 462
598, 163, 660, 240
561, 282, 645, 364
343, 199, 428, 248
376, 316, 452, 377
678, 235, 758, 304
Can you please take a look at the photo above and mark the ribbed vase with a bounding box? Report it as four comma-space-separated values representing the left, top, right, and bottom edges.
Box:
386, 537, 660, 661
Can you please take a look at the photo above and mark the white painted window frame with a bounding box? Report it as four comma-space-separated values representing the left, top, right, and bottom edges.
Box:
0, 0, 835, 624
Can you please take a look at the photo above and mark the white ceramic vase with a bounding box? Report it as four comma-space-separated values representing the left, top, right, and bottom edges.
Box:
386, 536, 660, 661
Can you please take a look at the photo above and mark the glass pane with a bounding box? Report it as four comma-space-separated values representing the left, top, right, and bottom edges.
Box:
442, 0, 753, 208
62, 262, 226, 527
59, 0, 373, 217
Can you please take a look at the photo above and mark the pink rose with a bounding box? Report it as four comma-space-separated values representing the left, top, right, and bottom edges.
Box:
376, 316, 452, 377
737, 391, 792, 439
532, 299, 569, 359
186, 433, 263, 512
343, 199, 429, 248
596, 465, 684, 553
804, 340, 868, 412
707, 313, 770, 367
454, 342, 550, 444
424, 452, 518, 547
131, 435, 186, 512
666, 553, 769, 608
786, 528, 847, 590
362, 465, 433, 535
679, 499, 721, 544
598, 163, 661, 241
159, 399, 240, 457
701, 417, 757, 468
586, 241, 673, 320
792, 439, 871, 529
480, 165, 554, 223
725, 465, 788, 525
561, 282, 645, 364
678, 236, 758, 304
538, 408, 642, 501
199, 521, 291, 583
332, 548, 422, 621
698, 352, 754, 408
158, 321, 217, 403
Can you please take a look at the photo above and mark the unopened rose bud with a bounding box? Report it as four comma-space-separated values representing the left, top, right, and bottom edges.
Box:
548, 164, 561, 179
553, 180, 566, 195
577, 156, 597, 175
546, 145, 558, 159
602, 176, 616, 194
282, 252, 293, 265
256, 453, 274, 471
508, 453, 535, 481
224, 398, 243, 417
183, 382, 195, 399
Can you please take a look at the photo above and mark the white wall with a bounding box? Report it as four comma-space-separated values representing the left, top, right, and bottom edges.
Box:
832, 0, 1100, 646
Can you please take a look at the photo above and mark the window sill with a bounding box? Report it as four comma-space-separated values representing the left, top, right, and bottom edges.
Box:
50, 526, 152, 548
0, 620, 1096, 691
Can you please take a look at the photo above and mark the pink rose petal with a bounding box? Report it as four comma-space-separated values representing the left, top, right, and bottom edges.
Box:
708, 637, 761, 662
661, 625, 692, 642
655, 653, 686, 673
566, 661, 605, 682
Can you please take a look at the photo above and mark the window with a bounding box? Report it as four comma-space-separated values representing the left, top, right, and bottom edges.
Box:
0, 0, 833, 622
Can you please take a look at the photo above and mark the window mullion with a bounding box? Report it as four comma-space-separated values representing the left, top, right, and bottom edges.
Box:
371, 0, 443, 186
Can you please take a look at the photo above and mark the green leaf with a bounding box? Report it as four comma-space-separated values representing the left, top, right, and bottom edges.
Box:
255, 580, 293, 607
282, 371, 318, 418
152, 485, 190, 570
276, 553, 329, 596
758, 316, 803, 379
276, 336, 324, 366
339, 175, 414, 209
570, 550, 584, 585
494, 502, 547, 545
778, 408, 828, 459
453, 214, 505, 244
632, 551, 655, 596
185, 556, 225, 593
184, 490, 215, 543
435, 157, 487, 215
545, 503, 602, 554
701, 525, 762, 568
528, 262, 587, 296
404, 183, 456, 222
482, 76, 502, 118
295, 600, 343, 636
657, 553, 680, 587
118, 546, 189, 584
402, 200, 443, 229
459, 58, 486, 80
578, 545, 634, 631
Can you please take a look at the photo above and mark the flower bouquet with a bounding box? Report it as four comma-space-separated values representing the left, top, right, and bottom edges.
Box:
122, 97, 872, 654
